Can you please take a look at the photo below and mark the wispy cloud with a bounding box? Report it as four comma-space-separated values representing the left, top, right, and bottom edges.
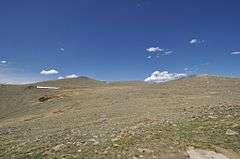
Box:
146, 47, 163, 52
0, 67, 43, 84
0, 75, 40, 84
147, 56, 152, 59
40, 69, 59, 75
146, 46, 173, 59
190, 38, 204, 44
1, 60, 7, 64
59, 47, 65, 52
144, 71, 187, 83
231, 51, 240, 55
163, 50, 173, 55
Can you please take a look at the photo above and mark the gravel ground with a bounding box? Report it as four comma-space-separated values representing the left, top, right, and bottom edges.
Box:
0, 76, 240, 158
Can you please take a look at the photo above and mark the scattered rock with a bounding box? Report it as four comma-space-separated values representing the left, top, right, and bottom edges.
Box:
52, 144, 67, 152
113, 143, 120, 148
111, 137, 120, 142
137, 148, 153, 154
208, 115, 218, 119
39, 96, 53, 102
103, 150, 108, 155
26, 85, 36, 90
172, 124, 177, 127
226, 129, 239, 136
88, 138, 96, 142
117, 154, 121, 158
93, 141, 100, 145
76, 142, 81, 147
232, 124, 239, 128
88, 138, 99, 145
187, 147, 229, 159
215, 147, 240, 159
226, 115, 233, 118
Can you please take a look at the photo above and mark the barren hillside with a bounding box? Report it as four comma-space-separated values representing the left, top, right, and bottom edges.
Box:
0, 76, 240, 158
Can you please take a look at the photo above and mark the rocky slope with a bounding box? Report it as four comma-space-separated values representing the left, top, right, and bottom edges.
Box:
0, 76, 239, 158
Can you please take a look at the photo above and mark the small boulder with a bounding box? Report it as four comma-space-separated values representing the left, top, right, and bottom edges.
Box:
226, 129, 239, 136
137, 148, 153, 154
88, 138, 99, 145
39, 96, 52, 102
52, 144, 67, 152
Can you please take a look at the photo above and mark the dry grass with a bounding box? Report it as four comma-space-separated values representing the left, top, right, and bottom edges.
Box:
0, 76, 239, 158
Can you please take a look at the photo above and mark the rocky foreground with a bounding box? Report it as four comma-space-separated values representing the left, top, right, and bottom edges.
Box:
0, 76, 239, 158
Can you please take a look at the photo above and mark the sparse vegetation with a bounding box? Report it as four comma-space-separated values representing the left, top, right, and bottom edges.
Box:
0, 76, 240, 158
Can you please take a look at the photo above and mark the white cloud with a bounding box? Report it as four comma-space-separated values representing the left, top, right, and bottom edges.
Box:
231, 51, 240, 55
0, 76, 39, 84
1, 60, 7, 64
190, 39, 198, 44
40, 69, 59, 75
190, 38, 204, 44
146, 47, 173, 58
57, 74, 78, 80
65, 74, 78, 78
164, 51, 173, 55
144, 71, 187, 83
0, 67, 44, 84
147, 56, 152, 59
60, 47, 65, 51
146, 47, 163, 52
58, 76, 64, 80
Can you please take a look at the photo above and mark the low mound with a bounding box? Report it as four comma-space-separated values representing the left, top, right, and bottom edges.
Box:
33, 76, 106, 89
0, 75, 239, 158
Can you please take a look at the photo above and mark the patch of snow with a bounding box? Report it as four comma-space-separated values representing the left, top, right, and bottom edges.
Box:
36, 86, 59, 90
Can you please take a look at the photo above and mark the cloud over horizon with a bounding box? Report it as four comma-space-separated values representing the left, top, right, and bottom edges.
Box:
0, 75, 40, 84
144, 71, 187, 83
58, 74, 78, 79
0, 68, 44, 84
65, 74, 78, 78
40, 69, 59, 75
57, 76, 64, 80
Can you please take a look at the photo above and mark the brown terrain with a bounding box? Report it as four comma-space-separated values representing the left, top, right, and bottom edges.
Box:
0, 76, 240, 158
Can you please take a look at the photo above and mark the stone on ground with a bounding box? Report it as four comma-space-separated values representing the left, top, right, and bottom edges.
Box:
187, 147, 229, 159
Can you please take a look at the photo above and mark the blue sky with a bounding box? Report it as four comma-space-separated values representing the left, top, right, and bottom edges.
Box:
0, 0, 239, 83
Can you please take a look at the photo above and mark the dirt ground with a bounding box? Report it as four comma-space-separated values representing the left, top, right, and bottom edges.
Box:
0, 76, 239, 158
